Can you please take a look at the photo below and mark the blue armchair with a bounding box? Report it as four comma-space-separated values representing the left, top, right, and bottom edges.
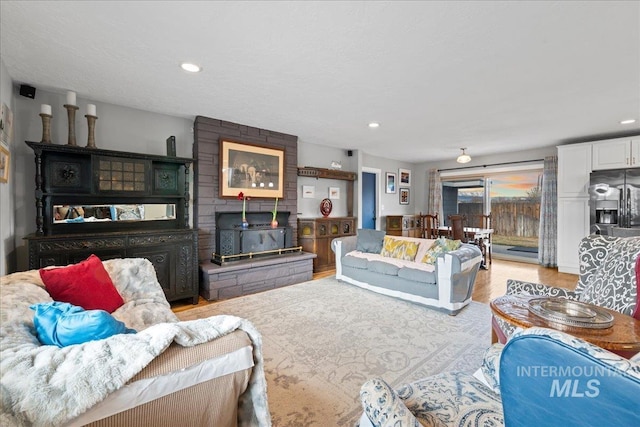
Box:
359, 327, 640, 427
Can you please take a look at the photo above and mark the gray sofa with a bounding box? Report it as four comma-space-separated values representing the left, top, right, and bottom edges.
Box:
331, 231, 482, 315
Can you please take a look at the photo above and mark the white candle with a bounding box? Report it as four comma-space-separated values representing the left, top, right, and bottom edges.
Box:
66, 91, 76, 106
40, 104, 52, 115
87, 104, 96, 116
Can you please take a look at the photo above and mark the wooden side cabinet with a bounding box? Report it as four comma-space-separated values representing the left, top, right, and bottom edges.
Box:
386, 215, 421, 237
298, 217, 356, 272
25, 229, 199, 303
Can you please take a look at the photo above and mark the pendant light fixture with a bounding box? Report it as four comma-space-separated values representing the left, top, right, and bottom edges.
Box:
457, 148, 471, 164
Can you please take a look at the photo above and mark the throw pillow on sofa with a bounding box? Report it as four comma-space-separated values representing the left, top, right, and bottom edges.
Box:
422, 238, 462, 264
380, 236, 419, 261
30, 301, 136, 347
39, 254, 125, 313
356, 228, 386, 253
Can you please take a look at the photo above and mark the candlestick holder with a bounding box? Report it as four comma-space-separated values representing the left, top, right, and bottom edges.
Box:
63, 104, 79, 146
39, 113, 52, 143
85, 114, 98, 148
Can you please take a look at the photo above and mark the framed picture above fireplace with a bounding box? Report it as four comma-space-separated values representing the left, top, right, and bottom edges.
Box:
220, 139, 284, 198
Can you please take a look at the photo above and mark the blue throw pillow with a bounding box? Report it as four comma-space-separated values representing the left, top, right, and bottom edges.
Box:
30, 301, 136, 347
356, 229, 386, 253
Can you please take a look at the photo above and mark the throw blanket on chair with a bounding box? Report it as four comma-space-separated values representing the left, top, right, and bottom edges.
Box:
0, 265, 270, 427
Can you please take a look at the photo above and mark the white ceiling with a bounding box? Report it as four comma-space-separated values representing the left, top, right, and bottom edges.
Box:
1, 1, 639, 163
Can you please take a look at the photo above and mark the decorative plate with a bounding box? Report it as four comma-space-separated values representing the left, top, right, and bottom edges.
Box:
320, 198, 332, 217
528, 297, 614, 329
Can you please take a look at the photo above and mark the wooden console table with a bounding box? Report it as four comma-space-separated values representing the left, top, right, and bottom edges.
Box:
490, 295, 640, 358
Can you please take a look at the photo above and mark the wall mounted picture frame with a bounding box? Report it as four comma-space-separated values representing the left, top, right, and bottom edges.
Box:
385, 172, 397, 193
0, 103, 13, 146
399, 187, 410, 205
329, 186, 340, 200
220, 139, 284, 198
399, 168, 411, 186
0, 144, 10, 184
302, 185, 315, 198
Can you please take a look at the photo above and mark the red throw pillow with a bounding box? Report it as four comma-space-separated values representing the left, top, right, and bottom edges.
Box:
39, 254, 125, 313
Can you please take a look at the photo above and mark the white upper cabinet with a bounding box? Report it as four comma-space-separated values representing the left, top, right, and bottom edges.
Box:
557, 143, 591, 197
592, 138, 640, 170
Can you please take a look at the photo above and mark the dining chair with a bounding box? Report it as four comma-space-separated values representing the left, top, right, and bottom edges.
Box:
447, 214, 468, 242
470, 213, 492, 265
420, 212, 439, 239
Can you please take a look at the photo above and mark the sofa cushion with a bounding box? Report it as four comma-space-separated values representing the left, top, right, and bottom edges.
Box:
578, 236, 640, 317
342, 254, 369, 270
356, 228, 386, 253
368, 260, 400, 276
380, 236, 419, 261
39, 254, 125, 313
421, 237, 462, 264
397, 267, 436, 284
31, 301, 136, 347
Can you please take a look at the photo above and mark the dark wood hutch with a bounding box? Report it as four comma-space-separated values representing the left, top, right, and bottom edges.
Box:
24, 141, 199, 304
296, 166, 357, 272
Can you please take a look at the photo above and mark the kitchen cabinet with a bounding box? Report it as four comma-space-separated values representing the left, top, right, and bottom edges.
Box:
298, 217, 356, 272
556, 198, 590, 274
557, 143, 592, 274
592, 138, 640, 170
557, 143, 591, 197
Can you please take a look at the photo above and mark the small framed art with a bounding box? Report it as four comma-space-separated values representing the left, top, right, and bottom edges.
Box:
399, 168, 411, 186
0, 144, 9, 184
302, 185, 315, 198
399, 187, 410, 205
385, 172, 396, 194
329, 187, 340, 200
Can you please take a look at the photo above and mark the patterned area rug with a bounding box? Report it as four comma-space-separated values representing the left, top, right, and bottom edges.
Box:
177, 277, 492, 426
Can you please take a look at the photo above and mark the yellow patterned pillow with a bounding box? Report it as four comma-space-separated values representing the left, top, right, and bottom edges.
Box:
380, 236, 419, 261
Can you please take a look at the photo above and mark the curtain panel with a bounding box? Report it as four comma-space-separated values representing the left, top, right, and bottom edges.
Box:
427, 169, 443, 222
538, 156, 558, 267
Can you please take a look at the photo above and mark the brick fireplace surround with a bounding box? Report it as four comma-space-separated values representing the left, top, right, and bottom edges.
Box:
193, 116, 315, 300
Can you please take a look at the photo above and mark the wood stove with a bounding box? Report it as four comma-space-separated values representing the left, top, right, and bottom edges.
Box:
213, 211, 298, 264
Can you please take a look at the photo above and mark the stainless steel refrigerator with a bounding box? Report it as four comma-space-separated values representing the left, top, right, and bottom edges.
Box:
589, 169, 640, 235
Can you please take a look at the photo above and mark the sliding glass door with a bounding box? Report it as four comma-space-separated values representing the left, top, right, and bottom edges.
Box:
441, 167, 542, 256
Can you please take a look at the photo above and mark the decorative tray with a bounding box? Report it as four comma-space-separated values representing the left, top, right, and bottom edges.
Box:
527, 297, 614, 329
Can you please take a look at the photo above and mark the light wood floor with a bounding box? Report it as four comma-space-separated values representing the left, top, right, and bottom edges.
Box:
172, 258, 577, 312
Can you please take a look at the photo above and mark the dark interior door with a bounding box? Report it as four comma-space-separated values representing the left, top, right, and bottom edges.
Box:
362, 172, 376, 229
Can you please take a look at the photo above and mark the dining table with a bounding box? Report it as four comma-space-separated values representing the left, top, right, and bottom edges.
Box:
437, 226, 494, 269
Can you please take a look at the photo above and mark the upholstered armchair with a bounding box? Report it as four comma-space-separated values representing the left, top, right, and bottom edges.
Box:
492, 234, 640, 343
358, 327, 640, 427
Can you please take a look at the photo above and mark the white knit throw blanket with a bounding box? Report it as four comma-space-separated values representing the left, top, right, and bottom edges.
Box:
0, 264, 271, 427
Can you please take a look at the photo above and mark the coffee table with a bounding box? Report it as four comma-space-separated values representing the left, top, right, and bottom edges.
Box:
490, 294, 640, 358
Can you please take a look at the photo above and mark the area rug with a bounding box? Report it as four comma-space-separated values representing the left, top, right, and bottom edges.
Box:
177, 277, 492, 426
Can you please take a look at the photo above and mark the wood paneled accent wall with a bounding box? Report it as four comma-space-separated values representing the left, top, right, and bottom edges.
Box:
193, 116, 299, 261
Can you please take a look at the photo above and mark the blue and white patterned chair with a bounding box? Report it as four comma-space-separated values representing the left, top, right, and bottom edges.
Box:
493, 234, 640, 344
358, 327, 640, 427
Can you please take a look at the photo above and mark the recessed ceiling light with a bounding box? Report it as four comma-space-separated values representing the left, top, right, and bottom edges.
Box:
620, 119, 636, 125
368, 122, 380, 128
180, 62, 202, 73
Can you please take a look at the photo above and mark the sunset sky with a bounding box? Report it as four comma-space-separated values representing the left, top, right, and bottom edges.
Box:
458, 171, 542, 198
490, 172, 542, 198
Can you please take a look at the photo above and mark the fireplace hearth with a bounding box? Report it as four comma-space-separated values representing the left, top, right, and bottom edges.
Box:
213, 211, 298, 264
